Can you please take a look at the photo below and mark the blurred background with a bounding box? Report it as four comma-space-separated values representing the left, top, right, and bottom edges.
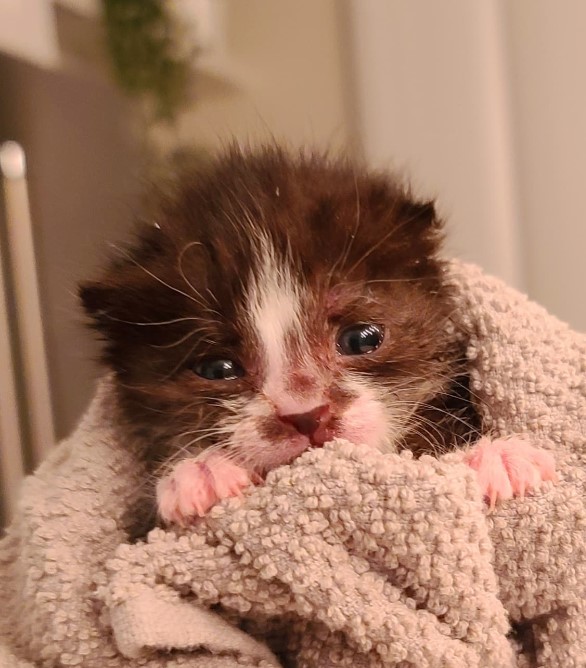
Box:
0, 0, 585, 522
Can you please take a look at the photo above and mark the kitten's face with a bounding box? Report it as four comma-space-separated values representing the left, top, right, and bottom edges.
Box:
81, 148, 456, 475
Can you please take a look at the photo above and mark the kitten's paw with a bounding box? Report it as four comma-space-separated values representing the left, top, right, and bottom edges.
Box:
464, 436, 557, 510
156, 455, 252, 526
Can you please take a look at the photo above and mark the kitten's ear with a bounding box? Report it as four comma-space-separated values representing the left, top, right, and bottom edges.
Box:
366, 179, 440, 230
399, 198, 441, 231
78, 281, 119, 331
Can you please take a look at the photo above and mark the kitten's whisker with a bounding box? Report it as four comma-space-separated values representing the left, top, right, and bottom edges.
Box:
343, 204, 430, 278
162, 335, 215, 379
104, 315, 201, 327
151, 327, 208, 349
113, 245, 210, 309
327, 169, 363, 290
176, 241, 223, 320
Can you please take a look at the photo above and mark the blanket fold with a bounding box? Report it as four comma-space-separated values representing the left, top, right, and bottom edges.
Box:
103, 443, 516, 667
108, 588, 280, 663
1, 261, 585, 667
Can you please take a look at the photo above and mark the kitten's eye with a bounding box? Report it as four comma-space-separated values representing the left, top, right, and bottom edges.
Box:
337, 323, 384, 355
194, 359, 245, 380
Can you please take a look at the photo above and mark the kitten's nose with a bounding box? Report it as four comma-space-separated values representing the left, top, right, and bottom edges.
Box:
279, 405, 332, 445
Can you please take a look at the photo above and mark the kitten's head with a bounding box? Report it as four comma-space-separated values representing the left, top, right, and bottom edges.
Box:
81, 147, 458, 473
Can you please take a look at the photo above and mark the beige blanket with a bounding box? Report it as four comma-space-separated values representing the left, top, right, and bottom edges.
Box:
1, 262, 585, 668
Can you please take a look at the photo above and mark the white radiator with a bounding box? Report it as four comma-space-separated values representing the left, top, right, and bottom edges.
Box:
0, 141, 55, 526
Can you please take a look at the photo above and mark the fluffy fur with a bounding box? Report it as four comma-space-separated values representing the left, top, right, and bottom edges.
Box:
80, 146, 479, 534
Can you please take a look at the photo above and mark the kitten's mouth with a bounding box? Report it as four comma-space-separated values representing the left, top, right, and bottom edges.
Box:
308, 426, 336, 448
286, 425, 337, 452
282, 412, 338, 449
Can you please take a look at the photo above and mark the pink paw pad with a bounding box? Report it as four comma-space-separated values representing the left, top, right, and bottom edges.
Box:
156, 455, 252, 526
464, 436, 557, 510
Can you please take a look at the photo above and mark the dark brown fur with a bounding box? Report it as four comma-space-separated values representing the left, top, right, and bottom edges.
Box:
80, 146, 479, 537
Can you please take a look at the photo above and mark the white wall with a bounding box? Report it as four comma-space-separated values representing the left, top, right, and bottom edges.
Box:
344, 0, 522, 288
504, 0, 586, 331
345, 0, 586, 331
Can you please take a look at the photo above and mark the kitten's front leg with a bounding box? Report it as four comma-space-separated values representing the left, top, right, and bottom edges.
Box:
464, 436, 557, 510
157, 455, 252, 526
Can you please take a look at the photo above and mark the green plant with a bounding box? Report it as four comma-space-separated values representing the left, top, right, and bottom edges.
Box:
101, 0, 191, 123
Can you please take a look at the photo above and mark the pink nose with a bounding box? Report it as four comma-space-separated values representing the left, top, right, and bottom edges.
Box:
279, 405, 332, 445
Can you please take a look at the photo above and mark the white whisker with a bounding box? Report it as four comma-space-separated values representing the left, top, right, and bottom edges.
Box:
113, 245, 209, 308
151, 326, 209, 349
105, 315, 201, 327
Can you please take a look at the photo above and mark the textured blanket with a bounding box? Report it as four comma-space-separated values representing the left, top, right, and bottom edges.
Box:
1, 261, 585, 668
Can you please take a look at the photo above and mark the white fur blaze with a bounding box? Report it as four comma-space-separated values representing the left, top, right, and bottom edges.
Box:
245, 236, 305, 403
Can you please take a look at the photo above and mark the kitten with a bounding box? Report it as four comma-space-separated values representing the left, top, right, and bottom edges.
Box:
80, 146, 551, 536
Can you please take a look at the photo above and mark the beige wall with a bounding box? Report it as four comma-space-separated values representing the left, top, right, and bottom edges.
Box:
0, 0, 59, 68
159, 0, 354, 154
504, 0, 586, 331
345, 0, 523, 289
346, 0, 586, 331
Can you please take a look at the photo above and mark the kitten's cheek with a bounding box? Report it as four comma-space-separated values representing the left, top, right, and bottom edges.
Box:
339, 398, 387, 449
